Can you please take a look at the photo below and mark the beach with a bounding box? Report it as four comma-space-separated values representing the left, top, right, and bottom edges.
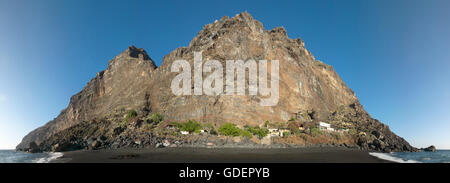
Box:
53, 147, 391, 163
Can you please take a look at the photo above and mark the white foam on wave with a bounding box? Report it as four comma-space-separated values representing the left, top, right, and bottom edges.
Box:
369, 152, 421, 163
33, 152, 64, 163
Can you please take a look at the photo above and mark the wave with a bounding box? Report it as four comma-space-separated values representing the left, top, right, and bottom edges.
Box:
32, 152, 64, 163
369, 152, 421, 163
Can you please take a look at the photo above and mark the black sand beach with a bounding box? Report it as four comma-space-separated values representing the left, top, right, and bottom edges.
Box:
54, 147, 390, 163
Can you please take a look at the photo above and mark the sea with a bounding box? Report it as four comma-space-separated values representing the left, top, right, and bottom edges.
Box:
0, 150, 63, 163
1, 149, 450, 163
370, 150, 450, 163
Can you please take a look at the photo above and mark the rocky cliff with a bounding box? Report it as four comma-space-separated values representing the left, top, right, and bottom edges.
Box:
16, 46, 157, 150
17, 12, 417, 152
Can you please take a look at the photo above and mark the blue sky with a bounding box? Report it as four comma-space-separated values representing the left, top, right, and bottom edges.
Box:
0, 0, 449, 149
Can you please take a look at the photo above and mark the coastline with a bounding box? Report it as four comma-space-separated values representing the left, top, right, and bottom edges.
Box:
50, 147, 392, 163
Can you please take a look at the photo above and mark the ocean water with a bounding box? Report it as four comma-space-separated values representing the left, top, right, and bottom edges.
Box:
0, 150, 63, 163
370, 150, 450, 163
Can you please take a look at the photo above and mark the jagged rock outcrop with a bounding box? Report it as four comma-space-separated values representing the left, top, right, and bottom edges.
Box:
17, 12, 416, 152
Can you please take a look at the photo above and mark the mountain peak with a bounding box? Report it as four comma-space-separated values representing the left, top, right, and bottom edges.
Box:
124, 45, 152, 61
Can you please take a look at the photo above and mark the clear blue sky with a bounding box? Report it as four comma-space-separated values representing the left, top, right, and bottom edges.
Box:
0, 0, 449, 149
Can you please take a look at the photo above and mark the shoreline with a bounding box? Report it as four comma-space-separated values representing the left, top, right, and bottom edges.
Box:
51, 147, 393, 163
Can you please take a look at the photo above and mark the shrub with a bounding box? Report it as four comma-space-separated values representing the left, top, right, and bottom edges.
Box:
245, 126, 269, 139
218, 123, 242, 136
210, 129, 218, 135
283, 131, 290, 138
125, 109, 138, 122
148, 113, 164, 124
241, 130, 253, 138
179, 120, 202, 133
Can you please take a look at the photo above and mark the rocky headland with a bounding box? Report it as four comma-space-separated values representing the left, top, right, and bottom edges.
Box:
17, 12, 418, 154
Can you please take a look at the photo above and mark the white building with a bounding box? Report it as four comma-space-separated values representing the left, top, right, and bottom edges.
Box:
268, 128, 291, 137
180, 131, 189, 135
318, 122, 335, 131
268, 128, 280, 137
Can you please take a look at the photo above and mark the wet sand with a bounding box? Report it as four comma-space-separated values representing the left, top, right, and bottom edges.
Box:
54, 147, 391, 163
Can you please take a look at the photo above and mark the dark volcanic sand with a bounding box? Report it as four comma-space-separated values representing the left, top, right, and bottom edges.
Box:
53, 147, 391, 163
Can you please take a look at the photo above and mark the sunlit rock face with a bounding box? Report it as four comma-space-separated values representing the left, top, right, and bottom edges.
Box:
147, 12, 357, 126
17, 12, 416, 152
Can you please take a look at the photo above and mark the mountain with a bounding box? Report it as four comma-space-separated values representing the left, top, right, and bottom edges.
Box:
16, 12, 417, 152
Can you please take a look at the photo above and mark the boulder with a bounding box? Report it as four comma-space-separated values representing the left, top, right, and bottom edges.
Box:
91, 140, 101, 149
155, 143, 163, 148
163, 140, 170, 147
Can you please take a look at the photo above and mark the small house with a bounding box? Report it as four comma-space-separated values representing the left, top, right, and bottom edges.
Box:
180, 131, 189, 135
317, 122, 335, 131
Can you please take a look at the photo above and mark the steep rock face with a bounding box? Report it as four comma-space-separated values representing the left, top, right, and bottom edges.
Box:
147, 12, 357, 126
16, 46, 157, 150
17, 12, 415, 152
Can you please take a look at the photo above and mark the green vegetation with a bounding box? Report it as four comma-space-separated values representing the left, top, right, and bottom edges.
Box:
177, 120, 202, 133
264, 120, 270, 128
218, 123, 242, 137
282, 131, 290, 137
119, 109, 138, 128
241, 130, 253, 138
245, 126, 269, 139
310, 127, 322, 136
147, 113, 164, 124
203, 123, 214, 129
124, 109, 138, 123
119, 121, 127, 128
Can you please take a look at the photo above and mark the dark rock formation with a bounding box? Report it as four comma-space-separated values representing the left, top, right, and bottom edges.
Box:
17, 12, 416, 152
27, 141, 42, 153
421, 145, 436, 152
